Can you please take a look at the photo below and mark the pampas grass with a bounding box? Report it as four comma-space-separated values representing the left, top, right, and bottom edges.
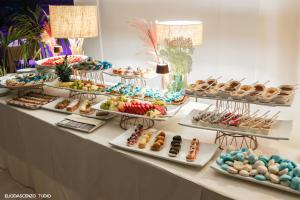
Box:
130, 19, 160, 63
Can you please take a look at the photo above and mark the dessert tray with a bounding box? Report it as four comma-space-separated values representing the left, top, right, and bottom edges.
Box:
103, 67, 157, 79
109, 127, 218, 167
211, 148, 300, 195
92, 96, 186, 121
36, 55, 88, 69
179, 109, 292, 140
0, 73, 55, 89
6, 93, 58, 110
42, 97, 116, 120
186, 77, 296, 107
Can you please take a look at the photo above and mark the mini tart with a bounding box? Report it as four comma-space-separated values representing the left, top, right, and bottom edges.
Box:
231, 90, 246, 99
207, 79, 218, 87
240, 85, 255, 93
228, 81, 241, 89
253, 84, 265, 93
195, 80, 205, 85
279, 84, 294, 95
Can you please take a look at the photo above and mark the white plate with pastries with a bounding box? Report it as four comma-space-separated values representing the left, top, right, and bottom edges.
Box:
109, 128, 218, 167
211, 162, 300, 195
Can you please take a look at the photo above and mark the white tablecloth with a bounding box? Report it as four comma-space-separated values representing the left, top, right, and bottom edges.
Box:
0, 88, 299, 200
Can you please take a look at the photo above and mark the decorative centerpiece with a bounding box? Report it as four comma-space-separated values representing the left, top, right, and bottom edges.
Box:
55, 55, 72, 82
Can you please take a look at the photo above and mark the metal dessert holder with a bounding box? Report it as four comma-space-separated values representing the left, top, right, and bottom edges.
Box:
183, 78, 294, 150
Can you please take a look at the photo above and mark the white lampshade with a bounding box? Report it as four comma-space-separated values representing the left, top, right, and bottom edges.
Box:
49, 5, 98, 38
156, 20, 203, 46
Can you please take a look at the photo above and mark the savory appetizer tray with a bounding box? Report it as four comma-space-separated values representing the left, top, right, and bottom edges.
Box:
91, 96, 185, 121
109, 127, 218, 167
6, 93, 57, 110
211, 148, 300, 195
186, 77, 296, 107
36, 55, 88, 69
42, 97, 116, 120
179, 109, 292, 140
103, 67, 157, 79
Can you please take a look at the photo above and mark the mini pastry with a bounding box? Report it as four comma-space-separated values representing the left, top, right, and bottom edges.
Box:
150, 131, 166, 151
66, 99, 80, 112
55, 99, 70, 109
79, 99, 94, 114
207, 79, 218, 87
186, 138, 200, 162
168, 135, 182, 157
127, 125, 143, 147
195, 80, 205, 85
138, 131, 152, 149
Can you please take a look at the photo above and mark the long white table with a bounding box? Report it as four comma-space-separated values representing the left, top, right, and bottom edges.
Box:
0, 88, 299, 200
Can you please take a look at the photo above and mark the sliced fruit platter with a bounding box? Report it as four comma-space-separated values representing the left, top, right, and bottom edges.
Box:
109, 126, 218, 167
92, 96, 184, 120
186, 77, 296, 106
36, 55, 88, 68
42, 97, 116, 120
0, 73, 55, 89
212, 148, 300, 195
45, 79, 106, 94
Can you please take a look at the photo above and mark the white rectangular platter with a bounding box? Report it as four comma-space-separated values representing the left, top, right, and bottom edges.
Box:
179, 109, 293, 140
42, 97, 116, 120
211, 162, 300, 195
91, 100, 184, 121
109, 128, 218, 167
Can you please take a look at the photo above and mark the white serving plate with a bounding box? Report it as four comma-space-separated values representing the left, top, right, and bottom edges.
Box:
179, 109, 293, 140
110, 128, 218, 167
211, 162, 300, 195
186, 93, 294, 107
42, 97, 116, 120
91, 99, 184, 121
103, 69, 157, 80
36, 55, 88, 69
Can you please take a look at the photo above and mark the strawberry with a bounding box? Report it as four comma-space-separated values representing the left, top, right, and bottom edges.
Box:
154, 105, 166, 115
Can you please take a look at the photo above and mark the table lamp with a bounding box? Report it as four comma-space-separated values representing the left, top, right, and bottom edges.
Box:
156, 20, 203, 91
49, 5, 99, 55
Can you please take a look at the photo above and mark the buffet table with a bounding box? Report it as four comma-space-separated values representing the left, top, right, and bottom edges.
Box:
0, 88, 299, 200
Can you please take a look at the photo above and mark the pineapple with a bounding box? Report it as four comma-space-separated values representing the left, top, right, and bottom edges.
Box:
55, 55, 72, 82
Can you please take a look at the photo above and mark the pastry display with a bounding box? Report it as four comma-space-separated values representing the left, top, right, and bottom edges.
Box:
138, 131, 153, 149
185, 77, 295, 105
100, 96, 167, 118
109, 66, 154, 78
127, 124, 144, 147
79, 99, 94, 115
6, 93, 57, 109
4, 73, 54, 88
66, 99, 80, 112
216, 148, 300, 191
106, 82, 187, 105
150, 131, 166, 151
72, 57, 112, 71
168, 135, 182, 157
186, 138, 200, 162
58, 80, 106, 93
192, 107, 279, 135
106, 82, 141, 97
